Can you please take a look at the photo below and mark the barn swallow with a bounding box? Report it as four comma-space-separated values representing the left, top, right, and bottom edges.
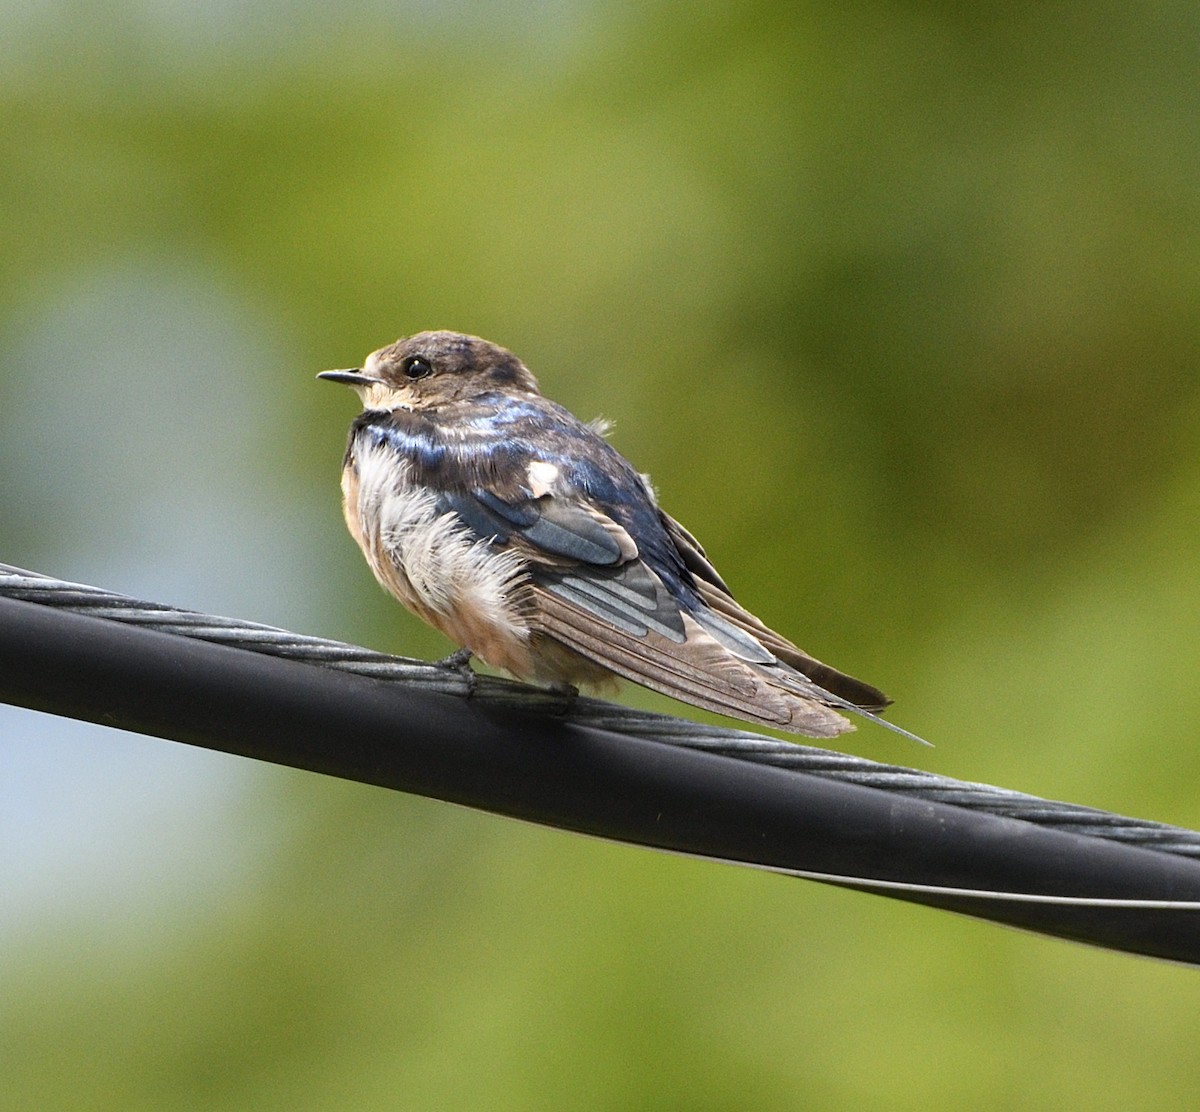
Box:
319, 331, 920, 742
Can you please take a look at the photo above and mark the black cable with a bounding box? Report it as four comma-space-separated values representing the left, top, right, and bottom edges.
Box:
2, 566, 1200, 964
4, 564, 1198, 858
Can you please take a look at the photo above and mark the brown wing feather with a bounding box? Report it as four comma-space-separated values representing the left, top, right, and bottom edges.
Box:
659, 511, 891, 711
501, 497, 876, 737
533, 587, 854, 738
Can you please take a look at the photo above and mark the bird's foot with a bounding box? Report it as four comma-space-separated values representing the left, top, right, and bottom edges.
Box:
436, 647, 477, 695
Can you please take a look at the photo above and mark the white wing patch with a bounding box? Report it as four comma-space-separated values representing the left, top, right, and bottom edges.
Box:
527, 459, 559, 497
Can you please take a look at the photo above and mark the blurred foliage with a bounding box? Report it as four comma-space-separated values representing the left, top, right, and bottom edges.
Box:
4, 0, 1200, 1108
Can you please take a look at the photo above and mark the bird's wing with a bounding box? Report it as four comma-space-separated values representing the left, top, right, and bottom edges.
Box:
436, 485, 857, 738
658, 510, 891, 711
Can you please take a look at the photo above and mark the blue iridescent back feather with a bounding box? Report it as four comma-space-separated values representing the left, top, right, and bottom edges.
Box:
349, 394, 703, 610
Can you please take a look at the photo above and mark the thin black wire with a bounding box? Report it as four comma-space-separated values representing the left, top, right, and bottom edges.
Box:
3, 561, 1198, 859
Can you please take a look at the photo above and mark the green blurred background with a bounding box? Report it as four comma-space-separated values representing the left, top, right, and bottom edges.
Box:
4, 1, 1200, 1107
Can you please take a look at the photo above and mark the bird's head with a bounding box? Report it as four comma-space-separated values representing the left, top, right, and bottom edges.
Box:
318, 331, 540, 411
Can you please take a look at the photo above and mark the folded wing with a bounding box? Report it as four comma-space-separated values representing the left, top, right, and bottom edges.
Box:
436, 483, 886, 738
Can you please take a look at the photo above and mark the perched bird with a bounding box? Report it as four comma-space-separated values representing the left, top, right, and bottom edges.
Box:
320, 331, 915, 741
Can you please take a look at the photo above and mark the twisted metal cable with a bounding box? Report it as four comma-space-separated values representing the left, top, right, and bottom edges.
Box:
3, 562, 1197, 859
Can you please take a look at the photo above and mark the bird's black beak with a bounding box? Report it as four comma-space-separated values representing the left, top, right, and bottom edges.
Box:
317, 368, 385, 387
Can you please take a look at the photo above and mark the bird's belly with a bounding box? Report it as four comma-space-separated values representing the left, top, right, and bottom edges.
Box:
343, 441, 621, 689
344, 445, 540, 674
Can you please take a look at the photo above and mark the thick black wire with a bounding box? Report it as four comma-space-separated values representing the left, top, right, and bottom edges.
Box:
6, 563, 1200, 965
3, 562, 1198, 859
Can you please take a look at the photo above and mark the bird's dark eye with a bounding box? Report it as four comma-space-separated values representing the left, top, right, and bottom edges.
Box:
402, 355, 433, 380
